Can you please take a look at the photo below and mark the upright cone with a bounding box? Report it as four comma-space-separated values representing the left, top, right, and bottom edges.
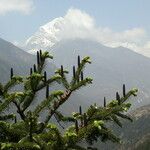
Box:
116, 92, 121, 105
61, 65, 64, 77
46, 85, 49, 98
10, 68, 13, 79
73, 66, 76, 78
78, 55, 80, 67
123, 84, 126, 97
33, 64, 37, 72
104, 97, 106, 107
44, 71, 47, 82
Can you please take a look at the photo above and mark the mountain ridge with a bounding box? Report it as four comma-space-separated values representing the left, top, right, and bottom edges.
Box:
48, 38, 150, 109
0, 38, 36, 82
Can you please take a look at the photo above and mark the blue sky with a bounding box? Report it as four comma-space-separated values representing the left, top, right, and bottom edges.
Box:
0, 0, 150, 53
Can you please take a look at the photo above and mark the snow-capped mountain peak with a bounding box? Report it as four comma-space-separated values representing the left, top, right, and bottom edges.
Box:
25, 8, 96, 53
26, 17, 65, 51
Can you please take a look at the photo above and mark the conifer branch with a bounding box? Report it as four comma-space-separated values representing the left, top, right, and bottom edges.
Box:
35, 74, 62, 91
13, 100, 26, 120
71, 56, 91, 87
0, 50, 138, 149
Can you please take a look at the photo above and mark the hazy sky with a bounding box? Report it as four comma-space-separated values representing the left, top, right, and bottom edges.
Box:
0, 0, 150, 49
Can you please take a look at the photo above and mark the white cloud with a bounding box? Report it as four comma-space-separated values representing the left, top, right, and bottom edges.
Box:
26, 8, 150, 57
62, 8, 150, 57
0, 0, 34, 15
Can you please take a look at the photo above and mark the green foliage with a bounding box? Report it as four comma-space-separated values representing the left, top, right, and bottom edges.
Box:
0, 50, 137, 150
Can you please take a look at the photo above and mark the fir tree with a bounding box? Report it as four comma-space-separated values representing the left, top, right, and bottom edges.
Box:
0, 50, 138, 150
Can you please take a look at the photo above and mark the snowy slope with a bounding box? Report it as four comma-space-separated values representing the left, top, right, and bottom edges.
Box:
26, 17, 64, 52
